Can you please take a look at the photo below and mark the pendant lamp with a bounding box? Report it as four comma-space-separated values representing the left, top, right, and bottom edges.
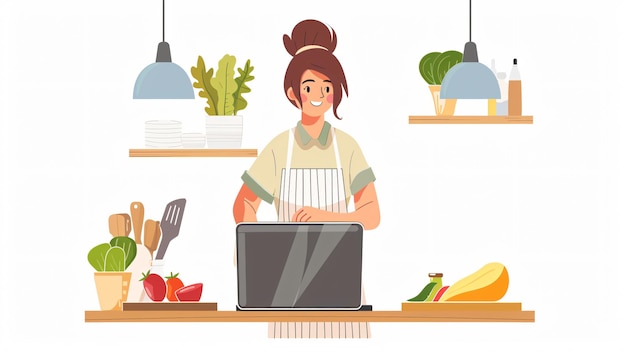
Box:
133, 0, 194, 99
440, 0, 500, 99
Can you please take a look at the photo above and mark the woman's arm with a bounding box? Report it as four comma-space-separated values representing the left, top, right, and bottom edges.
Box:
233, 183, 262, 266
233, 183, 262, 223
292, 182, 380, 229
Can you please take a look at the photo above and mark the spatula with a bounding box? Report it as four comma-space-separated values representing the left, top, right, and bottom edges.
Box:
130, 202, 144, 244
155, 198, 186, 260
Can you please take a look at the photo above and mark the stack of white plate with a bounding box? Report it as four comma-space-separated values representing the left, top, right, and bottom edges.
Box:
145, 120, 182, 148
182, 133, 206, 148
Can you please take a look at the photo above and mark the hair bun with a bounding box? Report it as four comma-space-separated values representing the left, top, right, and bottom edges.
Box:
284, 19, 337, 56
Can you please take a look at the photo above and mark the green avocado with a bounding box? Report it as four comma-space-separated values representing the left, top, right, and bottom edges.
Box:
407, 281, 438, 302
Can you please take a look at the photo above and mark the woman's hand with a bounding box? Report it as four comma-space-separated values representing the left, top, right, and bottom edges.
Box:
292, 206, 327, 222
290, 183, 380, 229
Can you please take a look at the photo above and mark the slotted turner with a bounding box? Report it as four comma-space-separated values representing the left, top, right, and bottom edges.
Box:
155, 198, 186, 260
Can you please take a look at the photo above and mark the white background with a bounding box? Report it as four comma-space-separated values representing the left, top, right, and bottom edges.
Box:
1, 0, 625, 349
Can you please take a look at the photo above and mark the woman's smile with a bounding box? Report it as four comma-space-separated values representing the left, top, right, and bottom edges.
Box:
310, 100, 323, 107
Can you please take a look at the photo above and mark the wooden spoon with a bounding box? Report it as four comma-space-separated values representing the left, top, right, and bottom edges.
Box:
143, 219, 162, 258
130, 202, 144, 244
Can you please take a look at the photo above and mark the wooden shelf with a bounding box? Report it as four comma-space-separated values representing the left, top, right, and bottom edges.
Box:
129, 149, 258, 157
85, 305, 535, 323
408, 115, 533, 124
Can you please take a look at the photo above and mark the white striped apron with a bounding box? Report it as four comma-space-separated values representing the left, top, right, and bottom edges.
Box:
270, 127, 370, 338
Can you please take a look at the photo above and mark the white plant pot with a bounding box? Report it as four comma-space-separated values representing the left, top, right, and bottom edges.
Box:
205, 115, 243, 149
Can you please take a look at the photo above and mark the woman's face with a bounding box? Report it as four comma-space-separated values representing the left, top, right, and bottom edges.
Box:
297, 69, 334, 117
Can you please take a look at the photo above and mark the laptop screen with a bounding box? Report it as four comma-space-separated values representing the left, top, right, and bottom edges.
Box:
236, 222, 363, 310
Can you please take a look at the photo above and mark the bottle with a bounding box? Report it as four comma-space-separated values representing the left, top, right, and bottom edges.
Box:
508, 58, 522, 116
487, 59, 497, 115
496, 71, 508, 116
491, 58, 509, 115
488, 98, 497, 116
425, 273, 443, 302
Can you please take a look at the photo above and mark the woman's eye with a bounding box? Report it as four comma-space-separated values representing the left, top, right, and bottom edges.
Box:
325, 87, 330, 93
305, 86, 310, 93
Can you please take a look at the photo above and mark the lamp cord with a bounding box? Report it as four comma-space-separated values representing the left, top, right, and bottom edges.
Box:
469, 0, 472, 42
162, 0, 165, 42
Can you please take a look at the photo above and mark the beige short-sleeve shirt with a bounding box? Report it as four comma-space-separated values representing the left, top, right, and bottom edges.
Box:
242, 121, 375, 211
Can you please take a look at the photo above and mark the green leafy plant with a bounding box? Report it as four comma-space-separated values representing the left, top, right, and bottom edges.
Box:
233, 59, 255, 115
419, 50, 463, 85
88, 237, 137, 272
191, 54, 255, 116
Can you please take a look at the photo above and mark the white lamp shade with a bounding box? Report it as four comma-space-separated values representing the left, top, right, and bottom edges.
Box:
133, 62, 194, 99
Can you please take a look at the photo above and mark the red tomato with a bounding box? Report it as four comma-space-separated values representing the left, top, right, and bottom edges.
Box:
140, 270, 166, 302
165, 272, 185, 302
175, 283, 203, 302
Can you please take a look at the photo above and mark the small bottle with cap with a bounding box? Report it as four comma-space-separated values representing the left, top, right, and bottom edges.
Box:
426, 273, 443, 301
508, 58, 522, 116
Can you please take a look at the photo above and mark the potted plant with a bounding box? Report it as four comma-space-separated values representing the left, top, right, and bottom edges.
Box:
88, 236, 137, 310
191, 54, 255, 149
418, 50, 462, 115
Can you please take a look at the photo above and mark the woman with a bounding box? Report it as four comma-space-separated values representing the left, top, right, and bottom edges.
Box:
233, 19, 380, 338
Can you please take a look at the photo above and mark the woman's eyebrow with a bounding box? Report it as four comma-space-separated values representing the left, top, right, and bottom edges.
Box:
301, 79, 332, 85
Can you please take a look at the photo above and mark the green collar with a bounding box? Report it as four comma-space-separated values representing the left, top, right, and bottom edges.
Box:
296, 121, 332, 146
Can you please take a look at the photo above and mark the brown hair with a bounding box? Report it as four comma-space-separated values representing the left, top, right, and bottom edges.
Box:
283, 20, 348, 119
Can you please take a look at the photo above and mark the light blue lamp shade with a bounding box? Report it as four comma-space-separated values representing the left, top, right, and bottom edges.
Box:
133, 62, 194, 99
133, 42, 195, 99
440, 42, 500, 99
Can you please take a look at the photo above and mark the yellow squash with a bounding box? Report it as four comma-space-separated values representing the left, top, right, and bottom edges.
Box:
439, 262, 509, 301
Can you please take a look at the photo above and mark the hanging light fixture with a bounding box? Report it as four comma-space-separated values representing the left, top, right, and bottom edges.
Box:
440, 0, 500, 99
133, 0, 194, 99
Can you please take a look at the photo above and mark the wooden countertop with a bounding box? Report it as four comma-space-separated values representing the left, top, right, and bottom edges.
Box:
85, 302, 535, 323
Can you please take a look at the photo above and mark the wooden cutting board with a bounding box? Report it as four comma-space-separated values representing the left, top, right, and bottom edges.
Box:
123, 302, 218, 311
401, 302, 522, 312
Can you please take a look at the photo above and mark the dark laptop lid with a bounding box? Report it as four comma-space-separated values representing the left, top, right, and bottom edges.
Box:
236, 222, 363, 310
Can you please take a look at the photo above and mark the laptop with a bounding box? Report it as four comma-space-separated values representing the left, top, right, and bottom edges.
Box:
235, 222, 368, 311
